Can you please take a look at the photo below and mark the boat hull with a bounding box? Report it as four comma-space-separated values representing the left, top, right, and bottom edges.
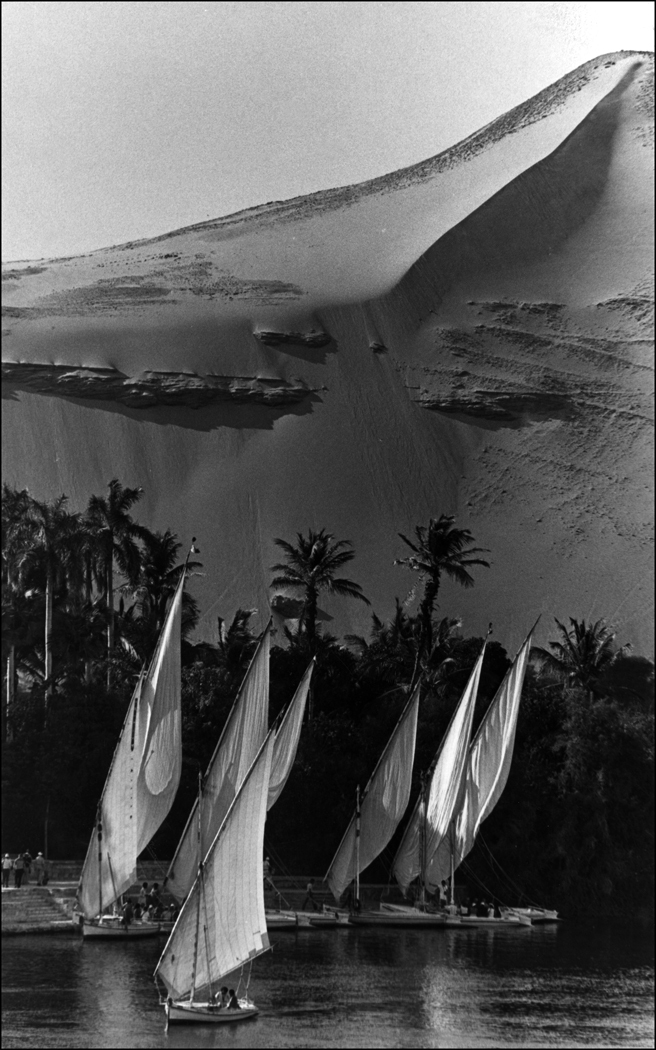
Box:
502, 907, 560, 924
265, 911, 298, 929
460, 914, 531, 927
350, 909, 449, 927
165, 1000, 258, 1024
266, 909, 350, 928
81, 917, 162, 939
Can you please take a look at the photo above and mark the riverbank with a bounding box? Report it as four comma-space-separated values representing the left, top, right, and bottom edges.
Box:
2, 887, 77, 936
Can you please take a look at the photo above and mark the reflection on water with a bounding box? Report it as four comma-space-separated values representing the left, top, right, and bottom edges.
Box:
1, 921, 653, 1048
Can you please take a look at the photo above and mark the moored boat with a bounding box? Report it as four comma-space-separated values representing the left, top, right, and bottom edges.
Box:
460, 912, 531, 927
81, 915, 162, 939
350, 904, 449, 928
501, 906, 560, 924
395, 622, 550, 922
77, 565, 188, 939
392, 641, 488, 918
325, 684, 421, 913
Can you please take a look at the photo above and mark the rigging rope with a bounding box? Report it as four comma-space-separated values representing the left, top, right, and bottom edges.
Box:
477, 832, 545, 908
460, 858, 510, 909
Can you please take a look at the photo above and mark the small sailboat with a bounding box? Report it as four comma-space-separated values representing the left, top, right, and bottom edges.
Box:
76, 565, 187, 939
395, 623, 544, 926
164, 623, 271, 903
154, 732, 276, 1024
325, 683, 421, 924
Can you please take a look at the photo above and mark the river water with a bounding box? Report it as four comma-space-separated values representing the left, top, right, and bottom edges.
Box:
2, 920, 653, 1048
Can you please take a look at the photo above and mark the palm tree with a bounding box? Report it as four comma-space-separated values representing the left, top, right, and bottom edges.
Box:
85, 479, 144, 672
532, 618, 631, 702
2, 486, 32, 734
395, 515, 489, 659
20, 494, 81, 705
127, 527, 202, 657
347, 602, 461, 693
270, 529, 370, 644
215, 608, 259, 676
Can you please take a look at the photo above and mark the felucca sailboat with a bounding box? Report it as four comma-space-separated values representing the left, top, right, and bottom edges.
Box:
155, 731, 276, 1024
164, 618, 315, 928
164, 622, 271, 902
350, 642, 487, 927
76, 561, 188, 939
392, 624, 541, 925
324, 683, 421, 919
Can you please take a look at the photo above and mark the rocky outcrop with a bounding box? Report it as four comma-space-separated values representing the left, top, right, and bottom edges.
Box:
254, 328, 332, 348
1, 363, 314, 408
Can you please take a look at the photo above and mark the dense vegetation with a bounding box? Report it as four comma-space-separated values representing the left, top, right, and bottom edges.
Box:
2, 482, 653, 916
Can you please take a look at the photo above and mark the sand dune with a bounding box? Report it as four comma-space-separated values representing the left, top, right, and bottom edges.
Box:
2, 52, 653, 653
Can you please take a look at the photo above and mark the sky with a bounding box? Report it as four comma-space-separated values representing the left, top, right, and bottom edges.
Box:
2, 1, 654, 260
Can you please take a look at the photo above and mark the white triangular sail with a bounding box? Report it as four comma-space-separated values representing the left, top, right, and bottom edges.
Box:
326, 683, 421, 902
155, 732, 275, 1002
165, 623, 270, 901
393, 644, 485, 895
78, 574, 184, 919
267, 659, 314, 810
425, 627, 535, 889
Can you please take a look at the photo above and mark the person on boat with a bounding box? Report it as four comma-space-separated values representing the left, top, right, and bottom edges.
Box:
220, 986, 230, 1008
302, 879, 320, 911
12, 854, 25, 888
121, 897, 134, 927
263, 856, 277, 893
2, 854, 12, 888
228, 989, 240, 1010
345, 886, 361, 914
439, 880, 448, 908
138, 882, 149, 911
148, 883, 163, 918
487, 903, 495, 918
477, 899, 489, 917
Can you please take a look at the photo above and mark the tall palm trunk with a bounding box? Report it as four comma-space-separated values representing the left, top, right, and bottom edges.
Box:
5, 647, 15, 742
84, 551, 93, 685
106, 555, 114, 689
304, 585, 318, 644
419, 576, 440, 660
45, 567, 53, 705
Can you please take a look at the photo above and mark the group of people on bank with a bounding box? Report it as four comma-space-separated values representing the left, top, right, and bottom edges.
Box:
2, 851, 48, 888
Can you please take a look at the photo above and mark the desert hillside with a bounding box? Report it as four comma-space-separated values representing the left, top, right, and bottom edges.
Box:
2, 51, 653, 654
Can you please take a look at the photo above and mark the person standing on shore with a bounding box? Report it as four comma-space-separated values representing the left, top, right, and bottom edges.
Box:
22, 850, 33, 885
13, 854, 25, 888
33, 853, 46, 885
2, 855, 12, 887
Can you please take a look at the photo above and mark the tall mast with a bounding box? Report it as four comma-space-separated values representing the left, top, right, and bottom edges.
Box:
449, 819, 455, 906
190, 772, 203, 1004
355, 785, 361, 906
96, 806, 102, 919
419, 773, 427, 909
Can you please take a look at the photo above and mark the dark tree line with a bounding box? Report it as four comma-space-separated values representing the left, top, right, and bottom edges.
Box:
1, 485, 653, 916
